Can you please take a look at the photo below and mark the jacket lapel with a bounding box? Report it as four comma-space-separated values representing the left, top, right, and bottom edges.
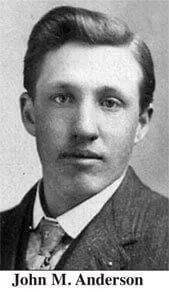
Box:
57, 197, 130, 270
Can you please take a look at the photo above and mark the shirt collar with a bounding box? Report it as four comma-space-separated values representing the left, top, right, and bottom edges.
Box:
33, 172, 126, 239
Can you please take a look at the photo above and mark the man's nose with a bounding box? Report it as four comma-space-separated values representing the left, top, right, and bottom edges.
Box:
72, 101, 99, 141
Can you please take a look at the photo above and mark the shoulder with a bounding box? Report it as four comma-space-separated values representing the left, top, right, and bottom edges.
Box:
132, 167, 168, 228
113, 167, 169, 269
113, 166, 168, 219
112, 166, 169, 245
0, 183, 37, 230
130, 167, 168, 219
124, 166, 168, 210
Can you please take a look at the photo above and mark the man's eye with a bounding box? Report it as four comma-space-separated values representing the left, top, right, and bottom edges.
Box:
101, 98, 122, 109
51, 94, 72, 104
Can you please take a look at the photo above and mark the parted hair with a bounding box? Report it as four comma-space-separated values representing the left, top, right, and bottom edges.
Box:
24, 6, 155, 112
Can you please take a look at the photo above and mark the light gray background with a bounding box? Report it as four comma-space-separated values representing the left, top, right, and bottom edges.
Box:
0, 0, 168, 211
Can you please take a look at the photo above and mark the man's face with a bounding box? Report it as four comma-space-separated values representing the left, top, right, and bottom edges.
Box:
23, 42, 147, 201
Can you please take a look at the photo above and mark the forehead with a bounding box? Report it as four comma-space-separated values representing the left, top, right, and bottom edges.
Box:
36, 42, 143, 96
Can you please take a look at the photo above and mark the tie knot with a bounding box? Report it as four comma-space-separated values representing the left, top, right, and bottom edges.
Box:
38, 217, 65, 255
26, 217, 72, 270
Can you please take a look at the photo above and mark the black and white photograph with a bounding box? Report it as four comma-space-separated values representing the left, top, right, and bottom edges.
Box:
0, 0, 168, 277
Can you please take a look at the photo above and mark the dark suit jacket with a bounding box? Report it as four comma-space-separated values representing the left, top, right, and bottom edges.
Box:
0, 167, 168, 270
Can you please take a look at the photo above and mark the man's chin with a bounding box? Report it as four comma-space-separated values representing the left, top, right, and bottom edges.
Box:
67, 174, 114, 199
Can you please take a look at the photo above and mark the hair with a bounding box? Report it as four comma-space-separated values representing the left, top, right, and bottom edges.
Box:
24, 6, 155, 112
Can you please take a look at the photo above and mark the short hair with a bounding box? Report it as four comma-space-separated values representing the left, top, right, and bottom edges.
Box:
24, 6, 155, 112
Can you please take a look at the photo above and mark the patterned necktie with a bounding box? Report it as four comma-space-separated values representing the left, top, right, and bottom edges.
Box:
26, 217, 71, 270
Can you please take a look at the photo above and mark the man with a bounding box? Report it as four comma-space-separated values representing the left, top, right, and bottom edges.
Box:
0, 6, 168, 270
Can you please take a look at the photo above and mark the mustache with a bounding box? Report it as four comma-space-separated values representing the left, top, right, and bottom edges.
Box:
59, 149, 103, 160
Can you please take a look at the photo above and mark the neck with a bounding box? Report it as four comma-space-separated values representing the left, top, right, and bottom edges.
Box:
42, 176, 96, 217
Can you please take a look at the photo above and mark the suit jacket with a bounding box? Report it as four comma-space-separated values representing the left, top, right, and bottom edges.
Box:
0, 166, 168, 270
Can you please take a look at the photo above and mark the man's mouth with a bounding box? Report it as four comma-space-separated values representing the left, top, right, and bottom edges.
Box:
60, 150, 103, 160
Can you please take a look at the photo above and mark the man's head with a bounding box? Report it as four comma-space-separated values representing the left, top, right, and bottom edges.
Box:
21, 6, 155, 213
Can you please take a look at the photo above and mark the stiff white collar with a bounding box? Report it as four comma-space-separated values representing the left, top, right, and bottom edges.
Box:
33, 173, 126, 239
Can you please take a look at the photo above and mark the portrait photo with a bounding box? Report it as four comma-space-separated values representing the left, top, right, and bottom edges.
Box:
0, 0, 168, 271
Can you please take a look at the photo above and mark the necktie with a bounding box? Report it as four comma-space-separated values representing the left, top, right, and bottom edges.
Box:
26, 217, 71, 270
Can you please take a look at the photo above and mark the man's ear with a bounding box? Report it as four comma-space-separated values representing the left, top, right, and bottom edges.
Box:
134, 104, 153, 144
20, 92, 36, 137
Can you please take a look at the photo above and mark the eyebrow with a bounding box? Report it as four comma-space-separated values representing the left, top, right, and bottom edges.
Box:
45, 81, 79, 93
96, 86, 128, 100
45, 81, 129, 101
